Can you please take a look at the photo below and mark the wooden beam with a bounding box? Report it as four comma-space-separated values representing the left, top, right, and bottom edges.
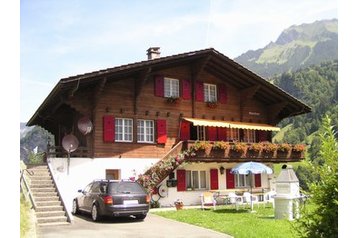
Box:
191, 56, 211, 81
267, 102, 288, 123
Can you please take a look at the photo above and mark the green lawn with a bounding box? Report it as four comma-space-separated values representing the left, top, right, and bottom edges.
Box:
153, 205, 298, 238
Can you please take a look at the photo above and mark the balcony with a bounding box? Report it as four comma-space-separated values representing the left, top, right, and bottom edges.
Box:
46, 146, 90, 158
184, 141, 305, 163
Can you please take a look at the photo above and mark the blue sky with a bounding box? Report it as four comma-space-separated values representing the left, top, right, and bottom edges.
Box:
20, 0, 338, 122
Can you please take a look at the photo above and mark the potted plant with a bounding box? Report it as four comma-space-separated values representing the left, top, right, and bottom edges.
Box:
247, 143, 262, 158
174, 199, 184, 210
212, 141, 229, 157
206, 100, 218, 109
277, 143, 291, 158
166, 96, 180, 104
230, 142, 247, 158
190, 141, 210, 157
260, 142, 277, 158
292, 144, 305, 158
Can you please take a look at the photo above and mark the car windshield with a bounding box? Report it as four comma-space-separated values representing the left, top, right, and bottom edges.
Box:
108, 182, 146, 195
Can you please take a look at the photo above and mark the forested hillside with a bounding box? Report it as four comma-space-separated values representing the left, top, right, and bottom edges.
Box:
272, 60, 338, 159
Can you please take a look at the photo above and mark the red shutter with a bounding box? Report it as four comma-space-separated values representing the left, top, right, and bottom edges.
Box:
181, 79, 191, 100
103, 115, 115, 142
180, 121, 191, 141
156, 119, 167, 144
218, 84, 227, 104
177, 169, 186, 191
195, 81, 204, 102
226, 169, 235, 189
254, 174, 262, 188
154, 75, 164, 97
207, 127, 217, 141
210, 169, 219, 190
217, 127, 227, 141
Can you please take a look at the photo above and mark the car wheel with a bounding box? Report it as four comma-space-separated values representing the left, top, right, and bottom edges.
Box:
72, 199, 79, 215
135, 214, 147, 220
91, 204, 101, 222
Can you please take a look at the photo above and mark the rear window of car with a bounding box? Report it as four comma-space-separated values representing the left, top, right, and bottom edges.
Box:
108, 182, 146, 195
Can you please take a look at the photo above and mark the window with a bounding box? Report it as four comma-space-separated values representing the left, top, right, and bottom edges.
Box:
235, 174, 252, 188
244, 129, 256, 143
227, 128, 240, 141
204, 83, 217, 102
115, 118, 133, 142
137, 120, 154, 143
185, 170, 207, 189
197, 126, 206, 140
164, 77, 179, 98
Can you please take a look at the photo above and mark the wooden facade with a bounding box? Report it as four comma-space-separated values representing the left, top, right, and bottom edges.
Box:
27, 48, 311, 161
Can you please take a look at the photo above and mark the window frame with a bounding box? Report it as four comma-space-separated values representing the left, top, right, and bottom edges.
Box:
204, 83, 217, 102
234, 173, 252, 188
164, 77, 180, 98
137, 119, 155, 143
185, 170, 207, 190
115, 118, 133, 142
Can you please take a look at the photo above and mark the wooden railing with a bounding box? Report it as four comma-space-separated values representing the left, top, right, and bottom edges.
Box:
138, 141, 185, 192
185, 141, 305, 163
47, 146, 90, 158
20, 169, 36, 210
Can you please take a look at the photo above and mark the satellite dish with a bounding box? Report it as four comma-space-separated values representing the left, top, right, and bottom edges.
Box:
77, 117, 93, 135
62, 134, 79, 153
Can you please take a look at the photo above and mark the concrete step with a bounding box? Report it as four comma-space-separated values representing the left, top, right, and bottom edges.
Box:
35, 196, 60, 202
37, 221, 70, 227
36, 205, 64, 212
30, 182, 54, 188
32, 191, 58, 197
36, 210, 65, 218
37, 216, 68, 224
26, 164, 48, 170
28, 176, 52, 181
31, 187, 56, 193
36, 200, 62, 207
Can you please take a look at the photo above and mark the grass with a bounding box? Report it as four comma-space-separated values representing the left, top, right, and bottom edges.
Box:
153, 205, 298, 238
20, 194, 31, 237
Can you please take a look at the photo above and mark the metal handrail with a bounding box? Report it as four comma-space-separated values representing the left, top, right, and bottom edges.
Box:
20, 169, 36, 210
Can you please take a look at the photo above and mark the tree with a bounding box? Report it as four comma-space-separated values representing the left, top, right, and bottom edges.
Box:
295, 115, 338, 237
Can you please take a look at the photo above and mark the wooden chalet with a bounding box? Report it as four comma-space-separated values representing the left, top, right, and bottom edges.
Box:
27, 47, 310, 207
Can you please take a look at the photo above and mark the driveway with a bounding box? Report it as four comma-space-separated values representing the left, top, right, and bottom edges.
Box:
37, 213, 233, 238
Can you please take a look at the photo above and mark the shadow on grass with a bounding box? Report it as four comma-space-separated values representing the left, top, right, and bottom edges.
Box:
213, 208, 250, 214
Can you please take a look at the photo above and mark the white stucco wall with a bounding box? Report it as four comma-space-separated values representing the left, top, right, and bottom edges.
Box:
48, 157, 159, 220
153, 162, 275, 207
48, 158, 275, 215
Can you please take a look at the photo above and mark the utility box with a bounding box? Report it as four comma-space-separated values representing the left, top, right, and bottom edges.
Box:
274, 165, 301, 220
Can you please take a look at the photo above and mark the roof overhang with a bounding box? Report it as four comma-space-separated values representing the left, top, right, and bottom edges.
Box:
183, 117, 280, 132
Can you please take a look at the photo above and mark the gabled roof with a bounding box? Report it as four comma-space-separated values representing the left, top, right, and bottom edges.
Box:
27, 48, 311, 126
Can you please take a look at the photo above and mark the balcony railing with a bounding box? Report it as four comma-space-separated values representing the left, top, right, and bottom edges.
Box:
184, 141, 305, 163
46, 146, 90, 158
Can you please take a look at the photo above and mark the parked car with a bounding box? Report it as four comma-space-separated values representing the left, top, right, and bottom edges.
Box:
72, 179, 150, 221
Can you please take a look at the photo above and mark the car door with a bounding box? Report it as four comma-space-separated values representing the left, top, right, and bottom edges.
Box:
84, 182, 101, 212
78, 183, 93, 212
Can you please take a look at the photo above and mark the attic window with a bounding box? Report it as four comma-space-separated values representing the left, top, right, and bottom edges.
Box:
164, 77, 179, 98
204, 83, 217, 102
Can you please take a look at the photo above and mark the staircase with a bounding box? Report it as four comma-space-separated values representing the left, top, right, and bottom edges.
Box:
26, 164, 70, 227
138, 141, 187, 191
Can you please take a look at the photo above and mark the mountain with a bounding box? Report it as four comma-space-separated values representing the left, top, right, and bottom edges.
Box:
234, 19, 338, 78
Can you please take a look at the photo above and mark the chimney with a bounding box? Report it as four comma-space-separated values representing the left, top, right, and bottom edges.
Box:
147, 47, 161, 60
